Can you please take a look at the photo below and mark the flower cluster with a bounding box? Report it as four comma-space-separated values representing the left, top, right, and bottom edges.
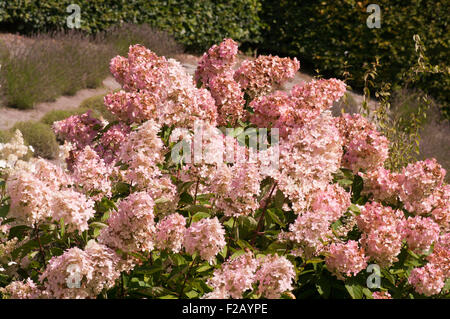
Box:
402, 216, 440, 254
397, 158, 446, 214
72, 146, 112, 199
359, 167, 400, 204
205, 252, 258, 299
274, 111, 343, 214
195, 38, 238, 85
210, 161, 262, 217
53, 111, 102, 150
255, 254, 296, 299
184, 217, 226, 264
6, 158, 94, 231
250, 79, 346, 138
325, 241, 369, 280
39, 241, 120, 299
356, 202, 405, 267
108, 45, 217, 128
234, 55, 300, 98
0, 130, 33, 177
154, 213, 186, 253
99, 192, 156, 253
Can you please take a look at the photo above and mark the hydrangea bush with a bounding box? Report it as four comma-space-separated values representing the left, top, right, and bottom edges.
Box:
0, 39, 448, 299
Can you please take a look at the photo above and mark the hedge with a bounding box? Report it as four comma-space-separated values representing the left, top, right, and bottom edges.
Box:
259, 0, 449, 117
0, 0, 262, 52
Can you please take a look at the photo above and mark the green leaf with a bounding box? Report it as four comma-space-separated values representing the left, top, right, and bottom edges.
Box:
273, 190, 285, 209
345, 283, 363, 299
159, 294, 178, 299
266, 208, 285, 227
196, 264, 212, 273
59, 218, 65, 237
90, 222, 108, 229
338, 179, 353, 187
185, 290, 198, 298
184, 205, 210, 213
0, 204, 9, 218
348, 204, 361, 214
190, 211, 210, 223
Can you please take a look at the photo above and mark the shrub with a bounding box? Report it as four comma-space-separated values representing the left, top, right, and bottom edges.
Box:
104, 23, 183, 58
0, 129, 13, 143
11, 121, 59, 159
259, 0, 449, 117
79, 94, 117, 123
0, 31, 113, 109
0, 41, 448, 300
40, 108, 92, 126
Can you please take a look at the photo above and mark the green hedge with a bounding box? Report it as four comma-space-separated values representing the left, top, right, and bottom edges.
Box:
0, 0, 262, 52
259, 0, 449, 116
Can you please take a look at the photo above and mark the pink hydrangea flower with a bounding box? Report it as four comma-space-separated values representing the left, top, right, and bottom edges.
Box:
398, 158, 446, 214
402, 216, 440, 254
274, 111, 343, 214
409, 263, 446, 296
210, 161, 262, 217
431, 184, 450, 231
99, 192, 156, 254
372, 291, 392, 299
342, 129, 389, 174
325, 240, 369, 280
118, 120, 165, 189
310, 183, 351, 222
255, 254, 295, 299
359, 167, 400, 204
195, 38, 239, 85
207, 71, 245, 126
0, 278, 42, 299
154, 213, 186, 253
206, 252, 258, 299
184, 217, 226, 264
40, 241, 120, 299
357, 202, 405, 266
50, 189, 95, 234
234, 55, 300, 98
53, 111, 102, 150
95, 123, 130, 165
72, 145, 112, 199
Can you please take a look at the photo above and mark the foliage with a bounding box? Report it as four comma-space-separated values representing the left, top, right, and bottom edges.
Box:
0, 0, 262, 52
40, 109, 93, 126
78, 94, 117, 123
354, 35, 442, 172
259, 0, 449, 118
11, 121, 59, 159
